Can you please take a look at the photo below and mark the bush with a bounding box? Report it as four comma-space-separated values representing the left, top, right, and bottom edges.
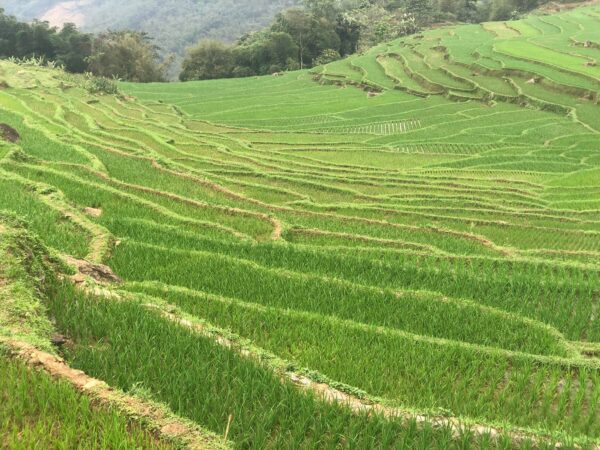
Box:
314, 49, 341, 66
84, 73, 119, 95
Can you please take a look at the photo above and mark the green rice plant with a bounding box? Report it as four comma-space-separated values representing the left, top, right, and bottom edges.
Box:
109, 240, 573, 356
105, 217, 599, 341
0, 7, 599, 446
45, 285, 542, 449
0, 356, 170, 449
0, 177, 90, 257
120, 282, 598, 438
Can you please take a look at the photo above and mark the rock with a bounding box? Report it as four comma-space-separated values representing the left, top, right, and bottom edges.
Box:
65, 256, 122, 284
51, 334, 68, 347
0, 124, 20, 143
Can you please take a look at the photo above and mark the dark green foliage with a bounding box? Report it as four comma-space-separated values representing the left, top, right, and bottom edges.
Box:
0, 8, 92, 72
178, 0, 573, 80
87, 31, 168, 82
0, 10, 166, 81
179, 40, 235, 81
180, 1, 418, 80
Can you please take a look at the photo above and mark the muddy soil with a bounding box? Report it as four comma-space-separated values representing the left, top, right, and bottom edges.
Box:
0, 124, 19, 143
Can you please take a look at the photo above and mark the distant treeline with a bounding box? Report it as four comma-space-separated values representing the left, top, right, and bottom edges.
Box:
0, 8, 169, 82
179, 0, 552, 81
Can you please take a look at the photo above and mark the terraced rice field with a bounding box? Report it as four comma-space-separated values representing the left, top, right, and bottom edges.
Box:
0, 5, 599, 449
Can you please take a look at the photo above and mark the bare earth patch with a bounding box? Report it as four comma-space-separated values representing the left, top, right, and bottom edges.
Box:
40, 0, 92, 28
84, 207, 103, 217
0, 124, 20, 143
64, 256, 122, 284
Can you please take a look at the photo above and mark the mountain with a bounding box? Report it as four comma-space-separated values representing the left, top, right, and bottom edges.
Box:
1, 0, 299, 62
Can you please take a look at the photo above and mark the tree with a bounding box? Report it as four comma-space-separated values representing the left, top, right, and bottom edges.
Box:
457, 0, 479, 22
303, 0, 342, 21
336, 14, 361, 56
274, 9, 341, 68
266, 32, 299, 66
88, 31, 168, 82
308, 17, 341, 60
406, 0, 434, 24
346, 4, 418, 50
54, 23, 92, 73
0, 9, 92, 72
274, 9, 314, 69
179, 40, 234, 81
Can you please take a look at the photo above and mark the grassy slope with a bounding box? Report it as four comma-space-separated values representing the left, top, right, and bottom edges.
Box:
0, 218, 175, 448
0, 357, 171, 449
0, 6, 599, 448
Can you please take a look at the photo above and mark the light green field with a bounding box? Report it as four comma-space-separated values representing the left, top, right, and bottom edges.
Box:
0, 5, 599, 449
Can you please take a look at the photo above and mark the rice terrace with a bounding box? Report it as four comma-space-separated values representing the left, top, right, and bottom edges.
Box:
0, 2, 600, 449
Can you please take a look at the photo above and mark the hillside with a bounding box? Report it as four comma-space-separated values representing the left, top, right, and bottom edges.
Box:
0, 5, 599, 449
1, 0, 298, 61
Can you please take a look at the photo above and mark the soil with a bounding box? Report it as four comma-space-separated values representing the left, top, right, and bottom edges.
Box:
0, 124, 20, 143
84, 207, 103, 217
64, 256, 122, 284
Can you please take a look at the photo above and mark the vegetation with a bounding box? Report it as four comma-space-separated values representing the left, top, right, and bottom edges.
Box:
0, 357, 171, 449
0, 10, 91, 73
0, 4, 598, 448
179, 1, 421, 79
87, 31, 170, 82
179, 0, 580, 79
0, 9, 168, 81
4, 0, 582, 80
0, 213, 223, 449
2, 0, 299, 77
49, 287, 517, 449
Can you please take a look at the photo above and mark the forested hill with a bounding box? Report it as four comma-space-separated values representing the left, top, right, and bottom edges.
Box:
1, 0, 299, 57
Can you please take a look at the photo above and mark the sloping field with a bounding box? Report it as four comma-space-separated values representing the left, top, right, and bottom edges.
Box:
0, 6, 599, 449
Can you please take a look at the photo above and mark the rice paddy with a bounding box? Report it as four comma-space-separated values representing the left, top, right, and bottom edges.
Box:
0, 5, 599, 449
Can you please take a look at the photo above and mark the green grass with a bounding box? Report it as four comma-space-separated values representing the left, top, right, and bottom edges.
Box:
0, 5, 599, 447
46, 286, 547, 450
0, 216, 64, 351
0, 356, 170, 449
119, 282, 597, 439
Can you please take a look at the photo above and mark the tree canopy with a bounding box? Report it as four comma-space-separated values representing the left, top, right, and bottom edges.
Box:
88, 31, 169, 82
0, 9, 91, 73
0, 9, 166, 82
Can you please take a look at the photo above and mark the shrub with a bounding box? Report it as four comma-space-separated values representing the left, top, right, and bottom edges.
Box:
84, 73, 119, 95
